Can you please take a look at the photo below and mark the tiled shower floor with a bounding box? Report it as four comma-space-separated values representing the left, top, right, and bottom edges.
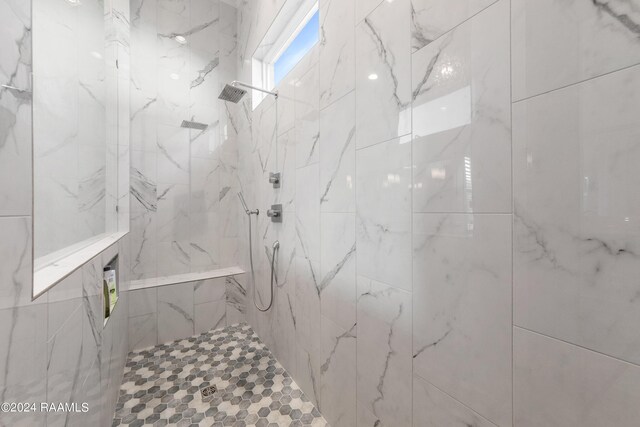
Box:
112, 324, 328, 427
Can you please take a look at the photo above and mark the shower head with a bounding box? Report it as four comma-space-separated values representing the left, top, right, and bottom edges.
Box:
218, 84, 247, 103
218, 81, 278, 103
180, 120, 208, 130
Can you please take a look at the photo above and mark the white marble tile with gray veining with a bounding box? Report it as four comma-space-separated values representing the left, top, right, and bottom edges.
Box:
319, 213, 356, 332
319, 91, 355, 213
295, 65, 320, 168
0, 0, 32, 217
413, 376, 498, 427
513, 64, 640, 365
512, 0, 640, 101
355, 0, 411, 149
356, 136, 412, 292
319, 0, 355, 109
514, 327, 640, 427
320, 316, 357, 427
0, 216, 32, 309
157, 283, 194, 343
413, 213, 512, 426
412, 0, 511, 214
410, 0, 497, 52
356, 276, 412, 427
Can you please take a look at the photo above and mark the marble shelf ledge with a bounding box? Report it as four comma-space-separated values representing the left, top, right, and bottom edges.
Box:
129, 267, 245, 291
34, 231, 129, 299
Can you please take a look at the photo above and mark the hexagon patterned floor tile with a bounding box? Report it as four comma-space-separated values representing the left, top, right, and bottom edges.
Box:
112, 323, 329, 427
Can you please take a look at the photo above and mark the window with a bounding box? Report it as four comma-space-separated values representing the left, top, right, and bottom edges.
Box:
252, 0, 319, 108
274, 10, 319, 86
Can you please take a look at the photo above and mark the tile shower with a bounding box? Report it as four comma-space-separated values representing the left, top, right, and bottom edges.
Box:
0, 1, 638, 427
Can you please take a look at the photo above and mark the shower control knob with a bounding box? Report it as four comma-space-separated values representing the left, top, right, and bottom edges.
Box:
267, 204, 283, 223
269, 172, 281, 188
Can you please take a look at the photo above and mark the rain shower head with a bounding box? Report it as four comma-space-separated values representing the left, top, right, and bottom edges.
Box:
180, 120, 208, 130
218, 84, 247, 103
218, 81, 278, 103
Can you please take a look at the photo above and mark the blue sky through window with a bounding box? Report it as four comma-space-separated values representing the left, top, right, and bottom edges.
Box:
274, 10, 319, 86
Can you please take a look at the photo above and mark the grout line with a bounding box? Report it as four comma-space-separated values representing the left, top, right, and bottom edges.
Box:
512, 61, 640, 104
514, 326, 640, 369
413, 373, 500, 427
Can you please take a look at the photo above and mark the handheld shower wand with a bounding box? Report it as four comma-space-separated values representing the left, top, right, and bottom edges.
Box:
237, 192, 276, 312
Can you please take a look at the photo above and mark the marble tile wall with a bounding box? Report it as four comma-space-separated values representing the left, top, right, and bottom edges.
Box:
129, 0, 239, 282
127, 277, 229, 351
0, 0, 132, 425
230, 0, 640, 426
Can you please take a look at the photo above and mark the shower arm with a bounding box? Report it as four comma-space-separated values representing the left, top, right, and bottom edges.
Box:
231, 81, 279, 98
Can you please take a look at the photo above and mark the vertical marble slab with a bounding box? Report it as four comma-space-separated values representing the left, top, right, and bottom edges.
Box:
0, 216, 32, 309
319, 91, 355, 213
355, 0, 411, 149
225, 275, 247, 325
512, 0, 640, 101
295, 64, 320, 168
318, 0, 355, 109
128, 287, 157, 316
319, 213, 356, 332
296, 345, 322, 407
194, 277, 226, 303
356, 277, 412, 427
157, 283, 195, 343
513, 64, 640, 365
413, 213, 512, 426
46, 305, 84, 427
413, 376, 498, 427
410, 0, 497, 52
296, 163, 320, 264
514, 327, 640, 427
129, 312, 158, 351
194, 300, 226, 334
355, 0, 383, 24
320, 317, 357, 427
356, 136, 412, 292
0, 0, 32, 216
295, 254, 321, 357
0, 303, 47, 427
412, 0, 511, 214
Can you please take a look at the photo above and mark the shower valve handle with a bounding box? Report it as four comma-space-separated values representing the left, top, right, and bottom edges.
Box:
267, 204, 282, 222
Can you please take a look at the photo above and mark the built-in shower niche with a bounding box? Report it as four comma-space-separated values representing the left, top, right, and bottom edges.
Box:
103, 255, 119, 325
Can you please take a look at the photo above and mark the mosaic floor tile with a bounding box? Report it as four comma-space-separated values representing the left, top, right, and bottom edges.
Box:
112, 323, 329, 427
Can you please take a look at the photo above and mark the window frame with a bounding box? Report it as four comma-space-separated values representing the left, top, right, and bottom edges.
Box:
252, 0, 319, 109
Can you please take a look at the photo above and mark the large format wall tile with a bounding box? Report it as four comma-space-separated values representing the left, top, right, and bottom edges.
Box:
319, 0, 355, 109
514, 327, 640, 427
157, 283, 194, 343
0, 216, 32, 309
356, 277, 412, 427
320, 212, 356, 331
412, 0, 511, 214
410, 0, 497, 52
295, 64, 320, 168
413, 213, 512, 426
319, 91, 356, 213
513, 64, 640, 365
413, 376, 498, 427
512, 0, 640, 101
0, 0, 32, 217
356, 136, 411, 292
355, 0, 411, 149
320, 316, 357, 427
